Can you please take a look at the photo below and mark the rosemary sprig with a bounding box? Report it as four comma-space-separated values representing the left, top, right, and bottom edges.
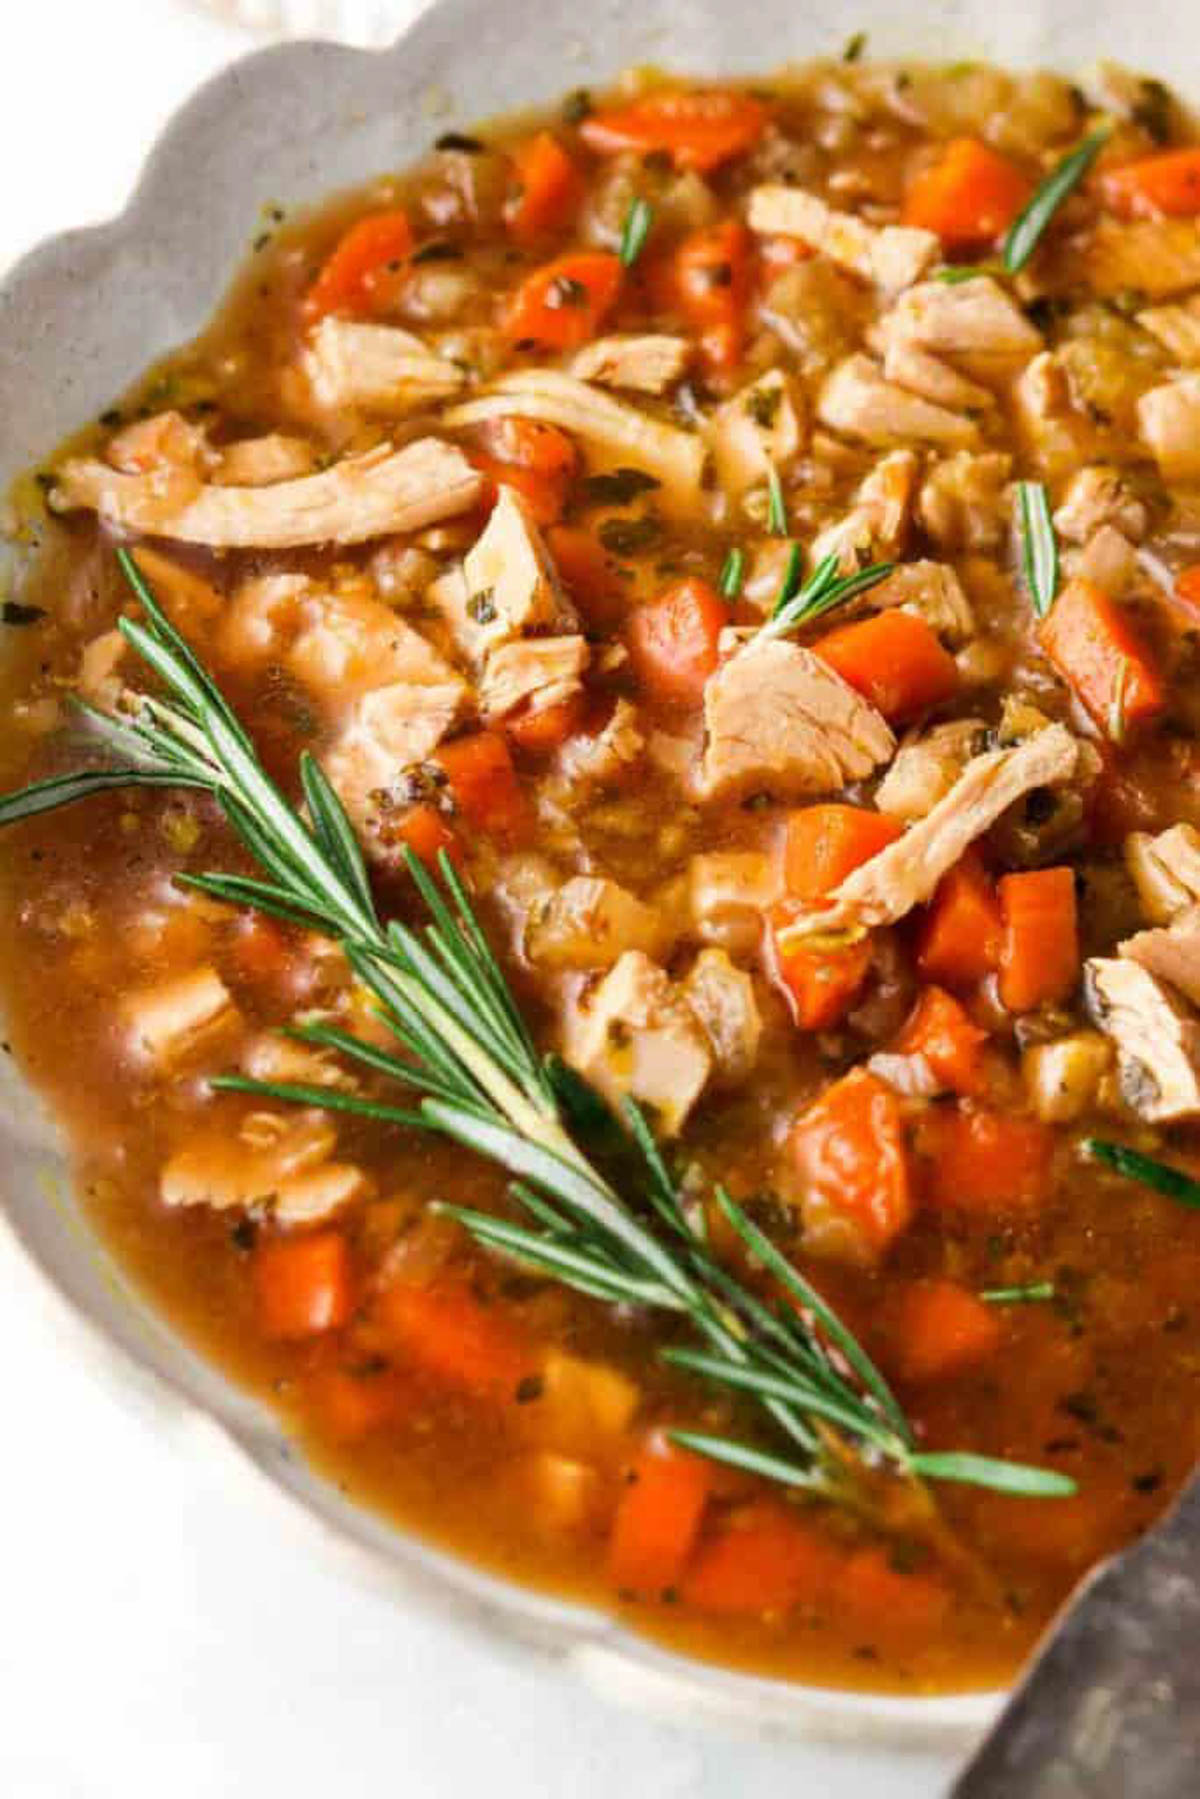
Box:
0, 549, 1072, 1504
981, 1281, 1056, 1306
1085, 1139, 1200, 1209
765, 460, 788, 536
756, 552, 895, 645
1003, 128, 1111, 274
1016, 480, 1059, 619
618, 197, 654, 270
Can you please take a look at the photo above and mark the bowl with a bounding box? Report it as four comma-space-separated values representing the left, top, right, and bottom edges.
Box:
1, 0, 1196, 1775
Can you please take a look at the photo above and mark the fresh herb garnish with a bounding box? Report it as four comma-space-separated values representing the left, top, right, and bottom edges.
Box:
982, 1282, 1057, 1305
757, 552, 894, 645
843, 30, 867, 62
1003, 128, 1112, 275
719, 547, 745, 598
765, 461, 788, 536
562, 88, 593, 125
597, 514, 661, 556
582, 467, 661, 506
1017, 480, 1059, 619
619, 197, 654, 270
1085, 1140, 1200, 1209
0, 548, 1071, 1507
1131, 78, 1173, 146
934, 260, 1004, 284
1, 601, 47, 627
435, 131, 485, 154
1108, 657, 1131, 744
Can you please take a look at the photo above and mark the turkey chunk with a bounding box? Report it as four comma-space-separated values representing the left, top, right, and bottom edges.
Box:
818, 355, 979, 448
878, 338, 994, 414
1081, 220, 1200, 301
1122, 910, 1200, 1009
1136, 296, 1200, 367
52, 437, 484, 548
323, 677, 469, 827
441, 486, 575, 662
288, 586, 466, 703
162, 1110, 368, 1223
1053, 466, 1148, 545
1125, 824, 1200, 924
1138, 376, 1200, 481
562, 952, 712, 1135
570, 334, 691, 394
875, 718, 986, 820
445, 371, 705, 501
882, 277, 1042, 362
480, 635, 589, 722
809, 450, 918, 571
559, 699, 644, 787
301, 317, 467, 414
860, 560, 974, 642
1085, 957, 1200, 1122
709, 369, 804, 495
682, 948, 762, 1084
527, 877, 673, 971
123, 967, 240, 1069
782, 724, 1079, 938
212, 434, 317, 487
918, 451, 1011, 550
747, 186, 938, 292
686, 850, 783, 952
699, 634, 895, 802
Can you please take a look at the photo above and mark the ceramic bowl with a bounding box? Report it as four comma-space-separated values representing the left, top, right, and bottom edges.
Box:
0, 0, 1196, 1771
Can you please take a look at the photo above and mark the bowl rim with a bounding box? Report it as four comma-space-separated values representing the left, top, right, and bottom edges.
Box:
0, 7, 1009, 1752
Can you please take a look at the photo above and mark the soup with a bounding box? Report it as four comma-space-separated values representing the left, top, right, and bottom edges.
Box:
3, 55, 1200, 1695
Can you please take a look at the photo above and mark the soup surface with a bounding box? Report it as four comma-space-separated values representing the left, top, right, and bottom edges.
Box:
4, 55, 1200, 1695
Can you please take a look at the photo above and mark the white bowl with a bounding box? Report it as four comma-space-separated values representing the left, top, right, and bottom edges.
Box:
0, 0, 1196, 1774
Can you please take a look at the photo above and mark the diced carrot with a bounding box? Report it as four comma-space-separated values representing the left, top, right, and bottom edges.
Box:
921, 1105, 1054, 1213
580, 89, 767, 174
387, 802, 464, 873
229, 913, 291, 984
608, 1436, 713, 1597
915, 852, 1003, 989
791, 1070, 914, 1256
890, 1279, 1003, 1382
770, 905, 872, 1031
902, 138, 1033, 246
304, 210, 414, 320
1039, 577, 1164, 737
304, 1365, 409, 1442
840, 1547, 951, 1639
503, 250, 622, 350
670, 220, 752, 373
434, 731, 532, 846
783, 804, 903, 902
681, 1500, 840, 1616
374, 1280, 535, 1397
1102, 148, 1200, 219
546, 524, 626, 629
254, 1231, 354, 1341
504, 692, 587, 755
471, 417, 578, 525
998, 867, 1079, 1013
505, 132, 582, 241
1174, 564, 1200, 623
814, 611, 959, 725
894, 986, 989, 1095
627, 576, 729, 707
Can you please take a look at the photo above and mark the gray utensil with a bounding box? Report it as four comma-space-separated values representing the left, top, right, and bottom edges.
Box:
953, 1472, 1200, 1796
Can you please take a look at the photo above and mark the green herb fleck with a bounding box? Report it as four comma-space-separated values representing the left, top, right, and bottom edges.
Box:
719, 547, 745, 598
1131, 78, 1173, 146
435, 131, 485, 154
843, 31, 867, 61
747, 384, 783, 428
562, 88, 593, 125
467, 589, 498, 624
981, 1282, 1057, 1305
1, 601, 47, 627
598, 514, 661, 556
765, 462, 788, 536
619, 198, 654, 270
582, 468, 661, 506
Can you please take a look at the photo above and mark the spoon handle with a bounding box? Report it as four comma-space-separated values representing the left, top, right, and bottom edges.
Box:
953, 1473, 1200, 1798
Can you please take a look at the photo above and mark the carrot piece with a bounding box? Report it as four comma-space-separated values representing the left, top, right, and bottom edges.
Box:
783, 804, 903, 902
580, 89, 767, 174
387, 802, 464, 873
1175, 564, 1200, 623
921, 1105, 1054, 1213
902, 138, 1033, 246
890, 1279, 1003, 1382
840, 1547, 951, 1639
471, 416, 579, 525
627, 576, 729, 707
670, 220, 752, 373
434, 731, 532, 845
229, 913, 291, 985
791, 1070, 914, 1257
769, 905, 872, 1031
681, 1500, 839, 1616
813, 611, 959, 725
503, 250, 622, 351
546, 524, 626, 629
304, 1365, 408, 1442
998, 866, 1079, 1013
1102, 148, 1200, 219
504, 692, 587, 756
915, 852, 1003, 989
505, 131, 582, 242
1039, 576, 1164, 737
894, 985, 988, 1095
608, 1436, 713, 1597
375, 1280, 535, 1397
254, 1231, 354, 1341
304, 210, 414, 320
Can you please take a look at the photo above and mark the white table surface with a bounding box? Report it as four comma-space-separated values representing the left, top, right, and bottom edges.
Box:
0, 7, 958, 1793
